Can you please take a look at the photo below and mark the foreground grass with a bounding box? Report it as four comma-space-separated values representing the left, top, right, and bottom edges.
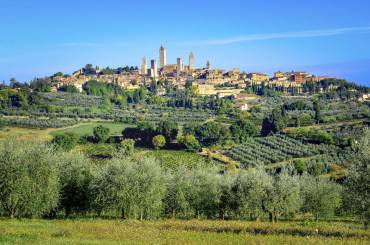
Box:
0, 219, 369, 244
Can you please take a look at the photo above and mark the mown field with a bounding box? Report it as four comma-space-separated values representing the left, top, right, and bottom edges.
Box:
0, 219, 369, 244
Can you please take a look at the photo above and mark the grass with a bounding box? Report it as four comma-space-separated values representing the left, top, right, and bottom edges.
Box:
0, 122, 135, 142
51, 122, 135, 137
0, 219, 368, 244
0, 126, 55, 141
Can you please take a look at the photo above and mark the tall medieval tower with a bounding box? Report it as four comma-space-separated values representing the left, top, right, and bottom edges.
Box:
159, 45, 166, 68
189, 52, 195, 70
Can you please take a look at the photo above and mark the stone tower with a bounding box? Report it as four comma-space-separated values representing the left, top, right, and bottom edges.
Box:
177, 57, 183, 75
151, 59, 158, 78
141, 57, 147, 75
159, 45, 167, 68
189, 52, 195, 70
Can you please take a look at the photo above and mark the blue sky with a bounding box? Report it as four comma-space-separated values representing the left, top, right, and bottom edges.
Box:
1, 0, 370, 86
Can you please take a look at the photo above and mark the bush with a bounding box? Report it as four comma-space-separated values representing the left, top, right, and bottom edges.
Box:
152, 135, 166, 150
93, 125, 110, 143
52, 133, 79, 151
119, 139, 135, 155
178, 134, 200, 152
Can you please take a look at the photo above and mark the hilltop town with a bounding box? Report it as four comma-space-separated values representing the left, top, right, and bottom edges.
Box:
52, 45, 346, 99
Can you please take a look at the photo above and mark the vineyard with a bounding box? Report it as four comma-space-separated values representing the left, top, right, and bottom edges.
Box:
226, 134, 342, 167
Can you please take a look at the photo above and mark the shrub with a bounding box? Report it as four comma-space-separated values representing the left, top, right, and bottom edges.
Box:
52, 132, 79, 151
93, 125, 110, 143
119, 139, 135, 155
178, 134, 200, 152
152, 135, 166, 150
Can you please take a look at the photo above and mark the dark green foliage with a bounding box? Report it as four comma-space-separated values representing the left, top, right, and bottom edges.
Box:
284, 100, 311, 111
157, 120, 179, 142
194, 121, 231, 146
293, 159, 306, 175
57, 153, 95, 216
261, 107, 287, 136
231, 119, 258, 142
52, 133, 79, 151
93, 125, 110, 143
122, 121, 156, 147
313, 100, 322, 123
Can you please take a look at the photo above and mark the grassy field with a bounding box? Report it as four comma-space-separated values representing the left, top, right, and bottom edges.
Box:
0, 126, 55, 141
51, 122, 135, 137
0, 122, 135, 142
0, 219, 368, 244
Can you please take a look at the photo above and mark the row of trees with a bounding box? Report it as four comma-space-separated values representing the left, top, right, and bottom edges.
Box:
0, 138, 368, 227
122, 119, 258, 151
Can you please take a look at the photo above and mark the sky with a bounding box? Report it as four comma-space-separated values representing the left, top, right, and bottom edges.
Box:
1, 0, 370, 86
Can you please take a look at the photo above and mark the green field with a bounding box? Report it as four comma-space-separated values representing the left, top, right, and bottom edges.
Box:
0, 219, 368, 244
0, 122, 135, 142
51, 122, 135, 137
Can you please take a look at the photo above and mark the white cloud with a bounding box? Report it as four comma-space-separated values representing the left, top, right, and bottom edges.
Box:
182, 27, 370, 45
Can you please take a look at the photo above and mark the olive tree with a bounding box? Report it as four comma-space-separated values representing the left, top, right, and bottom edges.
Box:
345, 160, 370, 229
187, 166, 222, 219
90, 156, 165, 220
57, 152, 95, 216
218, 172, 237, 219
0, 139, 60, 218
233, 168, 272, 221
264, 169, 302, 223
164, 166, 192, 218
300, 174, 342, 221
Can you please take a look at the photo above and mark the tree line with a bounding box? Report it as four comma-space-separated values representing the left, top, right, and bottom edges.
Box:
0, 138, 368, 228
